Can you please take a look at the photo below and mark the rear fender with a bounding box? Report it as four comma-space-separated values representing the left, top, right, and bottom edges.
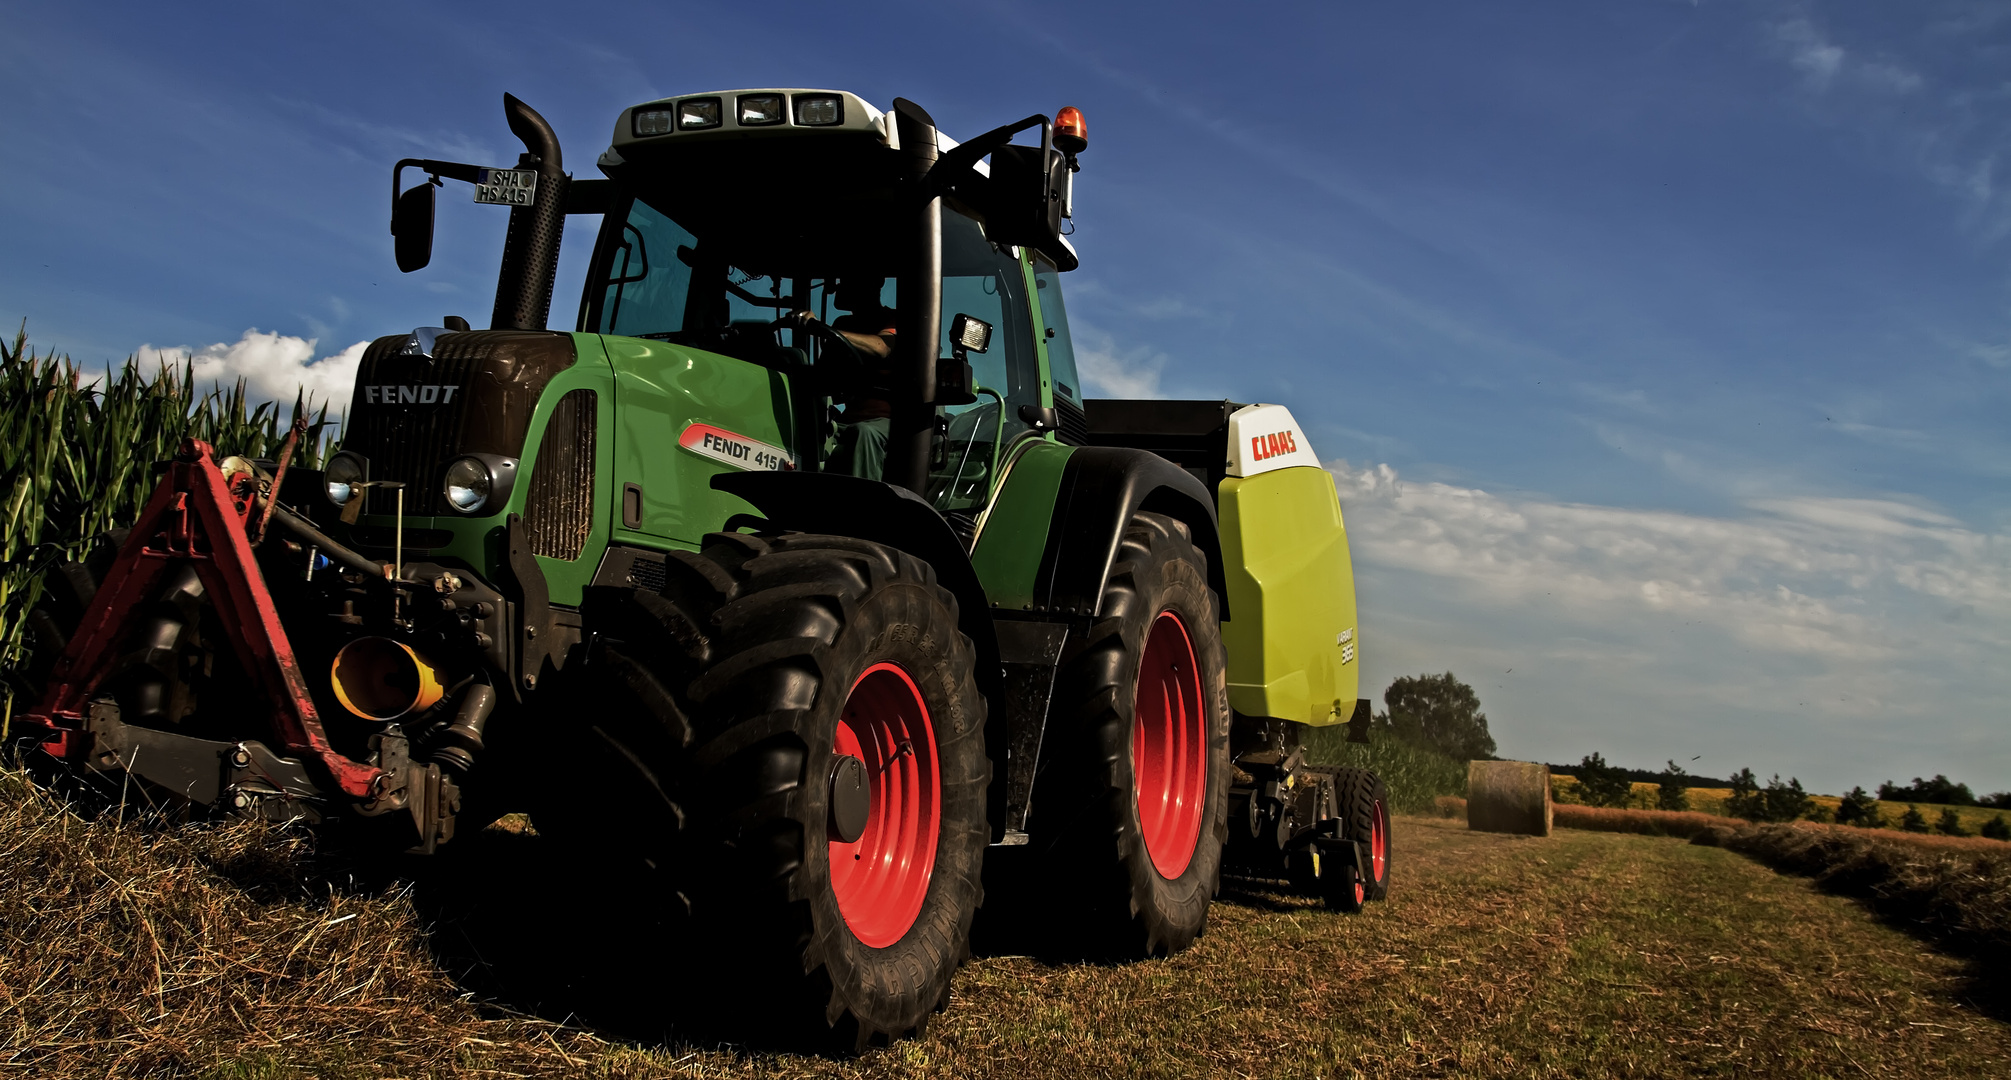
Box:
1032, 446, 1228, 621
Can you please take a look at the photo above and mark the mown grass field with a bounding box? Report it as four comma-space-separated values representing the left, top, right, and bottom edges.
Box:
7, 771, 2007, 1080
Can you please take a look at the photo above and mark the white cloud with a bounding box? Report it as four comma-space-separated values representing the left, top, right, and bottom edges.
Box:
1335, 460, 2010, 655
1778, 18, 1845, 90
1775, 18, 1920, 96
131, 329, 365, 410
1073, 325, 1168, 399
1331, 459, 2011, 789
1767, 12, 2011, 240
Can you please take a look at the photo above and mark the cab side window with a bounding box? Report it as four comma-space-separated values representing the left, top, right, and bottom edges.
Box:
596, 197, 697, 338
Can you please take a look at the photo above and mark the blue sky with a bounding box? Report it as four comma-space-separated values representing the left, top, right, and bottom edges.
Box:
4, 1, 2007, 794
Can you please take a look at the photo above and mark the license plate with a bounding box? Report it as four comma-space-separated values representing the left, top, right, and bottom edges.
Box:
472, 168, 538, 207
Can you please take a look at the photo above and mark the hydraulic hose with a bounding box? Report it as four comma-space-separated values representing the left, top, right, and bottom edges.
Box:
263, 503, 390, 581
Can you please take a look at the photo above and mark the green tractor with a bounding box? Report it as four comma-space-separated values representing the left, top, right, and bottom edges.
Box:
20, 89, 1389, 1046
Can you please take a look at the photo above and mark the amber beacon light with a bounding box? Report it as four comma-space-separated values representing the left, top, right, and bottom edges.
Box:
1054, 106, 1087, 154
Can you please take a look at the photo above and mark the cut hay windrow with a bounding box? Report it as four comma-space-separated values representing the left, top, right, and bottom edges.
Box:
1694, 820, 2011, 969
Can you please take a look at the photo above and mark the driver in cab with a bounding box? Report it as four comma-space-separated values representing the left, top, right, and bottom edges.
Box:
790, 277, 896, 481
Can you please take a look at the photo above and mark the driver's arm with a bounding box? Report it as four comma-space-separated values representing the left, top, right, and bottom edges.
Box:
793, 310, 895, 360
836, 328, 894, 360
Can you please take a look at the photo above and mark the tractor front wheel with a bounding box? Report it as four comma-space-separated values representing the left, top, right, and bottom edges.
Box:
571, 532, 989, 1049
1036, 512, 1230, 958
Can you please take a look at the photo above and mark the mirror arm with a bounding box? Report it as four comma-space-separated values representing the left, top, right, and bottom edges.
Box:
391, 158, 487, 229
925, 113, 1050, 197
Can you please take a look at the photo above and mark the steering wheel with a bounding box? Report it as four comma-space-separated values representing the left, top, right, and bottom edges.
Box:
775, 311, 874, 389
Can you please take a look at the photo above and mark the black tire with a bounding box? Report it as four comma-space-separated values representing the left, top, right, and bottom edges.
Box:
1031, 511, 1230, 958
1335, 766, 1392, 902
19, 530, 127, 699
566, 531, 989, 1049
1320, 860, 1365, 913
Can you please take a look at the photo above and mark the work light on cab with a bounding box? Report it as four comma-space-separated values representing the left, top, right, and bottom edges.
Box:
324, 451, 366, 507
1054, 106, 1087, 154
794, 94, 843, 126
633, 108, 675, 137
737, 94, 785, 126
678, 97, 722, 130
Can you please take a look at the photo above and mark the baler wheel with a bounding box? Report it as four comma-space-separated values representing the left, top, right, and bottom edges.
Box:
1034, 511, 1229, 958
1334, 766, 1392, 902
568, 532, 988, 1050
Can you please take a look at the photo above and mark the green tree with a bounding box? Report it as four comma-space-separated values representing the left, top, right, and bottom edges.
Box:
1900, 805, 1929, 833
1836, 786, 1879, 827
1763, 774, 1814, 823
1726, 768, 1765, 820
1982, 815, 2011, 841
1878, 775, 1975, 806
1934, 808, 1969, 837
1573, 752, 1633, 808
1382, 672, 1496, 762
1656, 760, 1690, 812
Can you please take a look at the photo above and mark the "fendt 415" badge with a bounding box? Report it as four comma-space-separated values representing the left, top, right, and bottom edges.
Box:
679, 423, 795, 472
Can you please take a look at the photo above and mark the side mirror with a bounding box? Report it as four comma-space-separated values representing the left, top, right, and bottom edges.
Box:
986, 143, 1065, 250
392, 181, 436, 273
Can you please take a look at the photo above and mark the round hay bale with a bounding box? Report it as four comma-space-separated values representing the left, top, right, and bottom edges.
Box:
1467, 760, 1552, 836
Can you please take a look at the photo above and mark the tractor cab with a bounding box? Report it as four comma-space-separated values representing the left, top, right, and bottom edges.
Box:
580, 88, 1085, 515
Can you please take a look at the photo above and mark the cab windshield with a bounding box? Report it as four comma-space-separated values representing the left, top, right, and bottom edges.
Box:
583, 188, 1041, 512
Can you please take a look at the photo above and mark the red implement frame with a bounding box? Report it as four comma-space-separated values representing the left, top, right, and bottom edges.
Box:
20, 439, 387, 801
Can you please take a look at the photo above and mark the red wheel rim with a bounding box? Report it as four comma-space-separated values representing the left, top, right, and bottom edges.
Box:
1133, 611, 1207, 879
829, 662, 940, 948
1369, 799, 1389, 887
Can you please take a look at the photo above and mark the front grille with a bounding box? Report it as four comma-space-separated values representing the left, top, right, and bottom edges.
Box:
524, 389, 597, 560
1055, 398, 1088, 446
344, 331, 576, 515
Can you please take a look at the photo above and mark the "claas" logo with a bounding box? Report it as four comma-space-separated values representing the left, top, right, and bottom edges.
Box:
1250, 430, 1299, 462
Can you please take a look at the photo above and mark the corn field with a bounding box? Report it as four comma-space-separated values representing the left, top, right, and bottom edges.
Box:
0, 324, 339, 718
1304, 725, 1471, 813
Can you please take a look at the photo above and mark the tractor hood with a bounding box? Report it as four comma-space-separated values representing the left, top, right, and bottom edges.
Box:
342, 329, 577, 516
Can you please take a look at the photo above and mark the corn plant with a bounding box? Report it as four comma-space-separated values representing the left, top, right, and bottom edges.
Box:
0, 324, 340, 722
1304, 724, 1470, 814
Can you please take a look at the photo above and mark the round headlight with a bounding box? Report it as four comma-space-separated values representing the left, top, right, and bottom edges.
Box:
325, 452, 366, 506
443, 456, 492, 513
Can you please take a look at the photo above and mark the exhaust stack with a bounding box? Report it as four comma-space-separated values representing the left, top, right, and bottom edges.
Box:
490, 94, 570, 331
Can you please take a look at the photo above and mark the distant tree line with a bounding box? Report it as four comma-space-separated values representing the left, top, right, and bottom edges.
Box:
1875, 774, 2011, 809
1359, 673, 2011, 842
1558, 752, 2011, 839
1546, 759, 1734, 790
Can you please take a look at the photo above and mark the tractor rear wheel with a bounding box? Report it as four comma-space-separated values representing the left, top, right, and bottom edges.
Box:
1035, 512, 1229, 958
1334, 766, 1391, 902
570, 532, 989, 1049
